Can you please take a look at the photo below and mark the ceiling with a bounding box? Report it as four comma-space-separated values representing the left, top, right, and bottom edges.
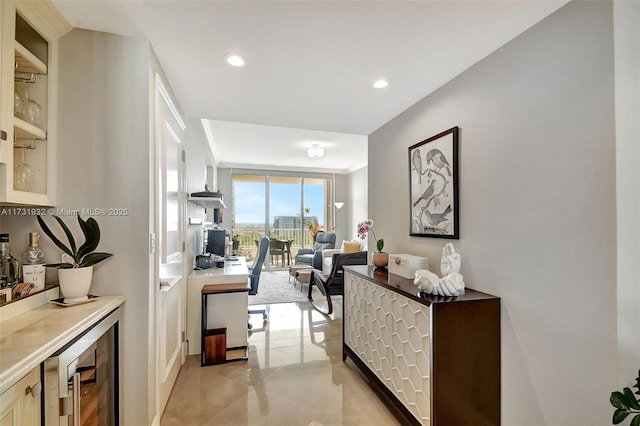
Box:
52, 0, 567, 173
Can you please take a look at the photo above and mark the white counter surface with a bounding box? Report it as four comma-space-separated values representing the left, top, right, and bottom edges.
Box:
189, 257, 250, 285
0, 295, 126, 394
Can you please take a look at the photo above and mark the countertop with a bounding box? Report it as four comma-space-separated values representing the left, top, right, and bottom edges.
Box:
188, 257, 249, 286
0, 295, 126, 394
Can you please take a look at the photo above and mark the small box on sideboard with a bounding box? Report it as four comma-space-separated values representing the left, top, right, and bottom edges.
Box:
387, 253, 429, 279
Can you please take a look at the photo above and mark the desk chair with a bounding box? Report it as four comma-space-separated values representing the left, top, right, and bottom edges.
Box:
248, 236, 269, 328
308, 251, 367, 315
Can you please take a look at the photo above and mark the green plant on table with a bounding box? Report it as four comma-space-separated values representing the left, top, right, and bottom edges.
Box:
37, 215, 113, 268
610, 369, 640, 426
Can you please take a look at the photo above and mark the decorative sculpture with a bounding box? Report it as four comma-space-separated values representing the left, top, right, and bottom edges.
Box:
414, 243, 465, 296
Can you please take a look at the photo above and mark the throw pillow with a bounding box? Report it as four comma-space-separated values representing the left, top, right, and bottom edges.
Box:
343, 242, 361, 253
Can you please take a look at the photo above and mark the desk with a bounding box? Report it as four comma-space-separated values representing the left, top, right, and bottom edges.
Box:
187, 258, 249, 360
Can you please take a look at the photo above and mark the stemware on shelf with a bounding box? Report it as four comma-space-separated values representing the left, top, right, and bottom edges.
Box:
14, 88, 24, 119
20, 82, 43, 129
13, 147, 32, 191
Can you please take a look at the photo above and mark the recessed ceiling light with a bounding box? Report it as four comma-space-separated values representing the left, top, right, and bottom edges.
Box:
225, 54, 246, 67
373, 79, 389, 89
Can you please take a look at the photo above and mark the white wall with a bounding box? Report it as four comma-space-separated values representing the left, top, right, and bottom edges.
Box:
369, 2, 617, 424
57, 29, 152, 424
346, 166, 367, 241
334, 172, 348, 243
614, 0, 640, 387
184, 118, 211, 265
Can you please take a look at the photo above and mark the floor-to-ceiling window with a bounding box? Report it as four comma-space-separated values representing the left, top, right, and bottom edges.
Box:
231, 174, 266, 258
232, 172, 332, 268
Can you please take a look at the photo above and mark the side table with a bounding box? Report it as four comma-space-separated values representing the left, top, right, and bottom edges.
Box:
289, 265, 313, 289
296, 269, 313, 292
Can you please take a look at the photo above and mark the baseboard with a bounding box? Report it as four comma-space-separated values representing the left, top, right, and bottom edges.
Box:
150, 414, 160, 426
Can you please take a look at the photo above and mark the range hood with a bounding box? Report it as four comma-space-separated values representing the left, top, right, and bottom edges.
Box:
188, 187, 226, 209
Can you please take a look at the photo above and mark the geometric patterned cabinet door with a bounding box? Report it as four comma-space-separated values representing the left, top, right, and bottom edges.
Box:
345, 273, 431, 423
344, 266, 501, 426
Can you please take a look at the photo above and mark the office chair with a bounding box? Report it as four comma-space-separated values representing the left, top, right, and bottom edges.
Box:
248, 236, 270, 328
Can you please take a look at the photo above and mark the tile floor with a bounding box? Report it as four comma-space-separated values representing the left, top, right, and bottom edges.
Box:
160, 301, 401, 425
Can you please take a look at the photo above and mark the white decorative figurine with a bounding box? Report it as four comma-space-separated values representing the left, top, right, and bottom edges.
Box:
414, 243, 465, 296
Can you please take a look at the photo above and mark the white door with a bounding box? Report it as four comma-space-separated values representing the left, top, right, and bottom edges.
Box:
154, 74, 187, 415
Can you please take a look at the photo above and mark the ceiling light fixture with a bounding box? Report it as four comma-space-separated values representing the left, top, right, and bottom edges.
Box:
307, 144, 324, 158
373, 79, 389, 89
225, 54, 246, 67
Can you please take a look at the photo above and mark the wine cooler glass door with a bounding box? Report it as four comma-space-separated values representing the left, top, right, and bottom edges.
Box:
66, 334, 115, 426
45, 309, 120, 426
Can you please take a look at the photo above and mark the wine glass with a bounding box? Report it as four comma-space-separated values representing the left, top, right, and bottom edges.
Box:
21, 82, 43, 128
13, 147, 32, 191
14, 88, 24, 119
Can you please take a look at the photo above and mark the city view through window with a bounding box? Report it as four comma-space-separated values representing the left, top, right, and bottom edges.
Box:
232, 174, 330, 263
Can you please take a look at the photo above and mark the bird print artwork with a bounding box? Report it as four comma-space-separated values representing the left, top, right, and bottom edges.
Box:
409, 126, 458, 237
412, 180, 435, 208
412, 149, 423, 184
426, 148, 452, 176
424, 204, 452, 230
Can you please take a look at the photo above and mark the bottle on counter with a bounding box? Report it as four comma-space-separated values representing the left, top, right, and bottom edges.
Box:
22, 232, 45, 291
0, 233, 21, 290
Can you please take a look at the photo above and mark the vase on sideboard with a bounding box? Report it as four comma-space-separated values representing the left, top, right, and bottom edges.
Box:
372, 252, 389, 268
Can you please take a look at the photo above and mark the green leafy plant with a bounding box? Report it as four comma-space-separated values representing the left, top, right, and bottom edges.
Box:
610, 369, 640, 426
36, 215, 113, 269
304, 207, 322, 238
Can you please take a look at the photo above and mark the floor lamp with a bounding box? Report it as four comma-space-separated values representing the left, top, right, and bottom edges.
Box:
334, 202, 344, 236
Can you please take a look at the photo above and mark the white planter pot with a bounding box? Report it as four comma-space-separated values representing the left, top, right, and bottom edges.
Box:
58, 266, 93, 303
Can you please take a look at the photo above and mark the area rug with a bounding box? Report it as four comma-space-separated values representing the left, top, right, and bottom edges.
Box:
249, 269, 323, 305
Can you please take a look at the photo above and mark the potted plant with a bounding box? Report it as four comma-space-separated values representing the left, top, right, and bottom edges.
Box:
357, 219, 387, 267
304, 207, 323, 241
37, 214, 113, 302
610, 369, 640, 425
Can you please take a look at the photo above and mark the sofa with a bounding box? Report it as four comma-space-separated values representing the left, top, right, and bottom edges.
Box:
294, 232, 336, 269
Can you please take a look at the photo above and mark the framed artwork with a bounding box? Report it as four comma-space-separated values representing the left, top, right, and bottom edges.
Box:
408, 126, 459, 238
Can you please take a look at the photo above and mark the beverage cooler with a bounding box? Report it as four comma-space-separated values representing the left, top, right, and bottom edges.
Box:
44, 309, 121, 425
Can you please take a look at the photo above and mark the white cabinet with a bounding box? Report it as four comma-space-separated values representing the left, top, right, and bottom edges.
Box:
0, 367, 40, 426
0, 0, 70, 205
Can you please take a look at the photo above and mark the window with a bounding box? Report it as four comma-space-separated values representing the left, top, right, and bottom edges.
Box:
232, 173, 331, 265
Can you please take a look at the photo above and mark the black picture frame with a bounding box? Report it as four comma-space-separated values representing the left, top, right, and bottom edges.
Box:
408, 126, 459, 238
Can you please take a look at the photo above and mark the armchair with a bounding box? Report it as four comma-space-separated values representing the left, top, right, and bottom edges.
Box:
294, 232, 336, 270
307, 251, 367, 315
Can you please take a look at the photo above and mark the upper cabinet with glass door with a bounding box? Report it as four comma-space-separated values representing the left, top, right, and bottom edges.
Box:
0, 1, 70, 206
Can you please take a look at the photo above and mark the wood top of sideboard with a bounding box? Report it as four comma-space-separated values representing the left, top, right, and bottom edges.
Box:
344, 265, 499, 307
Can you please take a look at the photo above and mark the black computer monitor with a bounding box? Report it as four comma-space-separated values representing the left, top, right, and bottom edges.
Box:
206, 229, 226, 256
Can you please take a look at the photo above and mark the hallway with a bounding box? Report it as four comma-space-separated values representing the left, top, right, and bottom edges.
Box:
160, 302, 400, 425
